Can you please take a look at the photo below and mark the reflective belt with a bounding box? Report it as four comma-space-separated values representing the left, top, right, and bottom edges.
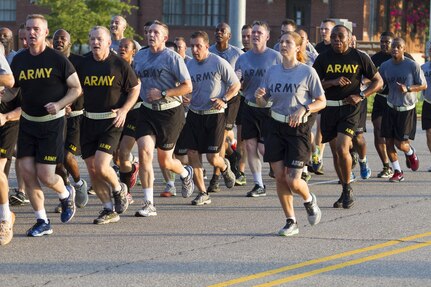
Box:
387, 102, 415, 112
326, 99, 348, 107
67, 110, 84, 118
132, 102, 142, 110
245, 99, 272, 108
84, 111, 117, 120
189, 108, 225, 115
21, 109, 65, 122
271, 110, 308, 124
142, 101, 181, 111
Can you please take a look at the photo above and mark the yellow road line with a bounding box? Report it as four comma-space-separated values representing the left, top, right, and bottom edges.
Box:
208, 232, 431, 287
255, 240, 431, 287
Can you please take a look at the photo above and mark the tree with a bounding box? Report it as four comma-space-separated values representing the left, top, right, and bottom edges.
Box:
35, 0, 138, 51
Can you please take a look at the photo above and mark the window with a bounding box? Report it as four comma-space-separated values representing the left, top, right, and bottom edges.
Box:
0, 0, 16, 22
163, 0, 227, 27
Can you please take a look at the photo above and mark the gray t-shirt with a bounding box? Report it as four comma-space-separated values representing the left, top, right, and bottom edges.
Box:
208, 44, 243, 68
421, 62, 431, 102
133, 47, 191, 104
380, 58, 426, 107
262, 62, 324, 116
187, 53, 239, 111
235, 48, 282, 103
0, 54, 12, 75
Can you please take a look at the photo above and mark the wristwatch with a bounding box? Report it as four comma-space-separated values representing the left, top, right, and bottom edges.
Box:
406, 85, 411, 92
222, 96, 228, 103
161, 90, 167, 98
359, 91, 366, 100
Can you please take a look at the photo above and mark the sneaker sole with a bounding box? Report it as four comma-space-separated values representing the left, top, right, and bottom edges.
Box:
278, 228, 299, 236
27, 229, 53, 237
191, 199, 212, 206
247, 193, 266, 198
135, 211, 157, 217
93, 217, 120, 224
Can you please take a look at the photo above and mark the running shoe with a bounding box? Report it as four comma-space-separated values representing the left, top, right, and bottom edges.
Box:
191, 192, 211, 205
180, 165, 195, 198
278, 218, 299, 236
112, 183, 129, 214
74, 179, 88, 208
26, 219, 53, 237
221, 158, 236, 188
129, 162, 140, 189
0, 212, 15, 245
377, 166, 393, 178
235, 172, 247, 186
303, 192, 321, 225
9, 189, 29, 206
359, 160, 371, 179
135, 200, 157, 217
207, 175, 221, 193
93, 209, 120, 224
342, 187, 355, 209
160, 183, 176, 197
246, 184, 266, 197
389, 170, 404, 182
60, 185, 76, 223
405, 147, 419, 171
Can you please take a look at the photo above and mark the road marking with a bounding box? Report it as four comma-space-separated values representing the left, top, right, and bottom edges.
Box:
254, 240, 431, 286
208, 232, 431, 287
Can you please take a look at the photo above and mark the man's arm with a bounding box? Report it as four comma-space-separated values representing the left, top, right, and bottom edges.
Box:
147, 79, 193, 102
0, 107, 21, 126
347, 72, 384, 105
44, 72, 82, 115
0, 74, 14, 88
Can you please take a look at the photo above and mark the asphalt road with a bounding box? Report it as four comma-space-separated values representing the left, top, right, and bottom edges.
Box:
1, 124, 430, 287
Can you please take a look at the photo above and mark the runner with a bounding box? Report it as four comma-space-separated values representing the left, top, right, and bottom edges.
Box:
77, 26, 140, 224
235, 20, 282, 197
207, 22, 243, 193
116, 38, 140, 204
8, 14, 82, 236
185, 31, 239, 205
133, 20, 194, 217
379, 37, 426, 182
51, 29, 88, 211
371, 32, 414, 178
109, 15, 141, 52
313, 24, 383, 209
256, 31, 325, 236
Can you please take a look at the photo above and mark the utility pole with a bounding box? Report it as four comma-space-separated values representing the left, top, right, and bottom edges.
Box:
228, 0, 246, 48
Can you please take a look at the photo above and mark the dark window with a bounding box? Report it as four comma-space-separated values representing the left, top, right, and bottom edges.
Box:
163, 0, 227, 27
0, 0, 16, 21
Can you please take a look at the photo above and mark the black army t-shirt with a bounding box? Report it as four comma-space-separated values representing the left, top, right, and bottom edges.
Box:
76, 52, 138, 113
11, 47, 76, 116
313, 48, 377, 101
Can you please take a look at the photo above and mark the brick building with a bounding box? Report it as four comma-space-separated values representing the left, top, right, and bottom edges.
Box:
0, 0, 425, 53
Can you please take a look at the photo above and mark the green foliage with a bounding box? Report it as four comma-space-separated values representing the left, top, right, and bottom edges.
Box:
35, 0, 138, 46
